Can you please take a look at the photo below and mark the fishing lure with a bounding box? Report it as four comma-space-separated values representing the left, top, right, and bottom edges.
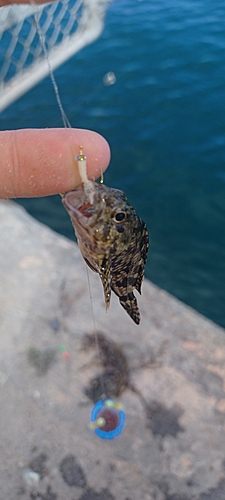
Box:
62, 150, 149, 324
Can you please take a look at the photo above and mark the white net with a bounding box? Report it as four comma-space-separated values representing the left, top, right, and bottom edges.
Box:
0, 0, 112, 113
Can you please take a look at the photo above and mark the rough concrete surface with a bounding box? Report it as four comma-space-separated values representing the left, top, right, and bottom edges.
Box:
1, 199, 225, 500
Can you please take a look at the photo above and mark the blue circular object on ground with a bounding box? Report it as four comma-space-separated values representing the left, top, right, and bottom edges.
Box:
90, 400, 126, 440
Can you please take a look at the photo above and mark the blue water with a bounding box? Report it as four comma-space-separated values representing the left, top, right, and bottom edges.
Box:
1, 0, 225, 328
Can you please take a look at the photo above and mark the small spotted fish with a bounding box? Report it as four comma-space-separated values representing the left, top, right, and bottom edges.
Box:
62, 153, 149, 324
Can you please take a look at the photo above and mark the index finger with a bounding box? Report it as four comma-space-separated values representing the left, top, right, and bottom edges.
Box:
0, 128, 110, 198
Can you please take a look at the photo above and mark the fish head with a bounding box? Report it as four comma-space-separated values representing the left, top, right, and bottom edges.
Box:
62, 182, 136, 253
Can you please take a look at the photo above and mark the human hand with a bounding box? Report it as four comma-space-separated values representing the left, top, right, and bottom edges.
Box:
0, 128, 110, 198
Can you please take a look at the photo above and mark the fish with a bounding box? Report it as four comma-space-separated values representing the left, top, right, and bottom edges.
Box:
62, 181, 149, 324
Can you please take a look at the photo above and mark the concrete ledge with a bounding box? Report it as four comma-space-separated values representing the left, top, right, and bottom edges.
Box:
1, 200, 225, 500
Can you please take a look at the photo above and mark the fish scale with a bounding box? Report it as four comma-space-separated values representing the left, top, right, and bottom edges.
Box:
62, 181, 149, 324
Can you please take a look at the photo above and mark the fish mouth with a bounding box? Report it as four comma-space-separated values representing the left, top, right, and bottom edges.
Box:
62, 186, 99, 226
77, 202, 95, 218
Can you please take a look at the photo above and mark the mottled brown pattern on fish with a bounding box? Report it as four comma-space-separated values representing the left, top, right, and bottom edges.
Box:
62, 181, 149, 324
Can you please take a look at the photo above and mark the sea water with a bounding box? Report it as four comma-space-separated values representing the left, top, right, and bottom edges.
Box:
1, 0, 225, 328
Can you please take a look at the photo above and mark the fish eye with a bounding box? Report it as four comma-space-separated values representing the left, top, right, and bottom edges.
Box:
113, 211, 126, 223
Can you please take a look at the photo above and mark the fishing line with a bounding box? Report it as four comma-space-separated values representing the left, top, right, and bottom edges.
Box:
30, 0, 71, 128
0, 356, 25, 387
85, 266, 106, 400
30, 0, 107, 401
30, 2, 127, 441
48, 70, 117, 128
